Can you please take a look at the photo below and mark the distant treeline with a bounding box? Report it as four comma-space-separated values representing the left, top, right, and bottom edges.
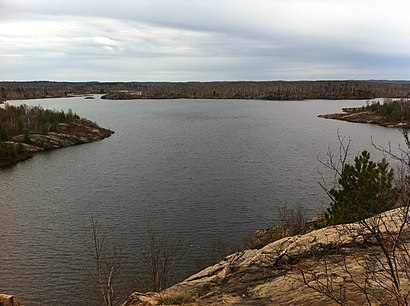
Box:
1, 80, 410, 101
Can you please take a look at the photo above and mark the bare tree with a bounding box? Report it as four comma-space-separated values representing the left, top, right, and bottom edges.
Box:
140, 227, 185, 293
317, 130, 352, 204
85, 217, 128, 306
298, 255, 347, 306
300, 131, 410, 305
85, 220, 186, 306
277, 203, 309, 236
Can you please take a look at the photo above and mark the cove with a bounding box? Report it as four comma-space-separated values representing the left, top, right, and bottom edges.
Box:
0, 96, 404, 305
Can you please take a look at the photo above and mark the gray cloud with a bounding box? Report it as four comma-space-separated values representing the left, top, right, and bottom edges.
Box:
1, 0, 409, 81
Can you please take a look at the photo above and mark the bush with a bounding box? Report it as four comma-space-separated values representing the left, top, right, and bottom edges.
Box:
326, 150, 398, 225
22, 133, 32, 144
161, 293, 193, 305
0, 142, 18, 159
0, 126, 8, 141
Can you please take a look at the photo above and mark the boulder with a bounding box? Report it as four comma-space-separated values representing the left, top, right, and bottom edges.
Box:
0, 294, 20, 306
121, 292, 159, 306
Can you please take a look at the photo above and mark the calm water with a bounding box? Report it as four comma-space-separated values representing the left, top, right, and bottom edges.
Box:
0, 96, 404, 305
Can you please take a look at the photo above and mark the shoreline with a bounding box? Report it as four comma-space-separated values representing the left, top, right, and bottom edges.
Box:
318, 107, 408, 128
120, 207, 409, 306
0, 119, 114, 168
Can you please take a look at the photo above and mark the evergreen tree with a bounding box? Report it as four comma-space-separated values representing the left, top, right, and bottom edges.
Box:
326, 150, 397, 225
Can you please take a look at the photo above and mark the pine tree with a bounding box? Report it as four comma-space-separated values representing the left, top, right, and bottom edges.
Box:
326, 150, 398, 225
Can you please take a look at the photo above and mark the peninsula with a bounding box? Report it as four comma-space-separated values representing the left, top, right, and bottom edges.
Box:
319, 98, 410, 128
0, 104, 113, 167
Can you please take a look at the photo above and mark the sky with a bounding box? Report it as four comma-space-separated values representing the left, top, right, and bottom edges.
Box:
0, 0, 409, 82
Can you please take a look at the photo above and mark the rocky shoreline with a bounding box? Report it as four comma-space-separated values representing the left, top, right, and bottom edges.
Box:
121, 207, 410, 306
0, 119, 113, 167
318, 107, 408, 128
5, 207, 409, 305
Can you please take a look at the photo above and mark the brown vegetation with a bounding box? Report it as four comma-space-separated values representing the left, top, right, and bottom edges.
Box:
101, 80, 410, 101
1, 80, 410, 102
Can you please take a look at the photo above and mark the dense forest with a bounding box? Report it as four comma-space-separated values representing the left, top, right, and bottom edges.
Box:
1, 80, 410, 102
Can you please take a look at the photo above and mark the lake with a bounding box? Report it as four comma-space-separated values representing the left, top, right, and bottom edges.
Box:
0, 96, 404, 305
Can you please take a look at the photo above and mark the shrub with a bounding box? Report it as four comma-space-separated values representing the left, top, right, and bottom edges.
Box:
22, 133, 32, 144
0, 142, 17, 159
161, 293, 193, 305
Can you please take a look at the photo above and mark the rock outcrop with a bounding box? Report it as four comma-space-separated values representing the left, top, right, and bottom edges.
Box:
121, 208, 410, 305
0, 294, 20, 306
319, 108, 408, 128
0, 119, 113, 167
12, 120, 113, 150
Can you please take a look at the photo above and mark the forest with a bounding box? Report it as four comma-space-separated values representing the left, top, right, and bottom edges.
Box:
0, 104, 80, 164
1, 80, 410, 102
359, 98, 410, 122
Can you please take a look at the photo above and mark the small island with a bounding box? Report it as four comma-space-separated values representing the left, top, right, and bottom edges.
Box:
0, 104, 113, 167
319, 98, 410, 128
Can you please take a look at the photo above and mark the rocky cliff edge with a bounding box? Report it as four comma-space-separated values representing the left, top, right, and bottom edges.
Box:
121, 207, 410, 305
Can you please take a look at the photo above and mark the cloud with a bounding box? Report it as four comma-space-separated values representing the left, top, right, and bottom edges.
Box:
1, 0, 410, 81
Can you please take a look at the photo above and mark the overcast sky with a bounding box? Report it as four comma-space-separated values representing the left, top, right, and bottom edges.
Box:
1, 0, 409, 81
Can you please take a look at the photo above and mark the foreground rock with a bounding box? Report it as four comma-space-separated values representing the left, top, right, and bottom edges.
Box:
0, 294, 20, 306
0, 119, 113, 167
121, 208, 410, 305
